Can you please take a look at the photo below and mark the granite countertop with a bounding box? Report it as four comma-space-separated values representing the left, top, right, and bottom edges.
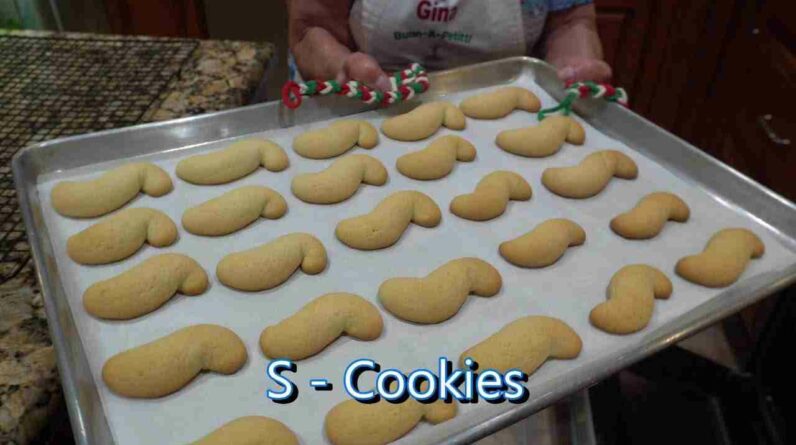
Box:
0, 29, 273, 444
139, 38, 272, 122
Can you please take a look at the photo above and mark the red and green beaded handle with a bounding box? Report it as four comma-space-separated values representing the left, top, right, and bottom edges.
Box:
538, 80, 629, 120
282, 63, 429, 109
282, 67, 626, 116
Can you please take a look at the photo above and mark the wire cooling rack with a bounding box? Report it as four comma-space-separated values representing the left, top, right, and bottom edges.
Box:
0, 34, 197, 283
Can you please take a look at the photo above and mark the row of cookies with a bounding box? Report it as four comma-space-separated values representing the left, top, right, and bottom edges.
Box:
49, 86, 580, 221
58, 143, 640, 266
76, 200, 765, 324
60, 170, 645, 311
51, 127, 637, 245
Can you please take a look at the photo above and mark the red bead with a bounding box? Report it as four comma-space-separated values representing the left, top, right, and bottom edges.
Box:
281, 81, 302, 109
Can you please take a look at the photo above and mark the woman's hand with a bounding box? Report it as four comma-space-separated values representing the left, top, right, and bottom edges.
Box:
544, 4, 612, 83
288, 0, 392, 91
336, 52, 392, 91
554, 56, 612, 84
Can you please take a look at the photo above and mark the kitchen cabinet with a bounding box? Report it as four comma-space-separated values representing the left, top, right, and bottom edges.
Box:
692, 0, 795, 201
103, 0, 207, 37
593, 0, 651, 111
594, 0, 793, 201
594, 0, 735, 136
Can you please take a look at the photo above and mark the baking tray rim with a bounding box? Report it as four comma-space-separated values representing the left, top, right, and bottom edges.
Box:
11, 56, 796, 445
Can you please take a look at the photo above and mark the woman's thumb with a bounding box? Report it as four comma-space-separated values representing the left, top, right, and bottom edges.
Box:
557, 59, 612, 83
344, 52, 392, 91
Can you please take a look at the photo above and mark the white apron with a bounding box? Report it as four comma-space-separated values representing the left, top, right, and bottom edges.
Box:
350, 0, 548, 71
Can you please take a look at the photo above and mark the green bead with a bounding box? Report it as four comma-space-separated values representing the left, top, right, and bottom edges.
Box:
305, 80, 318, 95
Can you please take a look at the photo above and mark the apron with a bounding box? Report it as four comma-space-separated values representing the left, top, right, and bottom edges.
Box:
350, 0, 548, 72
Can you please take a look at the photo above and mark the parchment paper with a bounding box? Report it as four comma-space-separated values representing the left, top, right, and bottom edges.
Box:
37, 72, 796, 445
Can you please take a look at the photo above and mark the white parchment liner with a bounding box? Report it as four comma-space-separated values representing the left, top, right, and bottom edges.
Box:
37, 72, 796, 445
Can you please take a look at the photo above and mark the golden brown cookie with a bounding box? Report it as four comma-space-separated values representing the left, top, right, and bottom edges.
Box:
182, 186, 287, 236
66, 208, 178, 265
335, 191, 441, 250
460, 316, 582, 375
589, 264, 673, 334
102, 324, 247, 398
542, 150, 638, 198
176, 139, 289, 185
495, 115, 585, 158
191, 417, 299, 445
378, 258, 502, 324
395, 135, 476, 180
450, 171, 532, 221
610, 192, 690, 239
293, 119, 379, 159
51, 162, 172, 218
460, 86, 541, 119
260, 293, 383, 360
216, 233, 327, 291
499, 219, 586, 268
83, 253, 208, 320
381, 101, 466, 141
291, 154, 388, 204
325, 390, 457, 445
675, 228, 764, 287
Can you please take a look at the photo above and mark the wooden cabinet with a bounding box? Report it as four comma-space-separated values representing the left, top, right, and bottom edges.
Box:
595, 0, 794, 202
593, 0, 652, 111
103, 0, 207, 37
594, 1, 733, 132
696, 0, 795, 201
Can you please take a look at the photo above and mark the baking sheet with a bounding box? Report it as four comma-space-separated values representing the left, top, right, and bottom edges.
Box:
36, 71, 796, 445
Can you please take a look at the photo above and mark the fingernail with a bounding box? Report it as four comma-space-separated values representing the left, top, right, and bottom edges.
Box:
335, 72, 347, 85
375, 75, 392, 92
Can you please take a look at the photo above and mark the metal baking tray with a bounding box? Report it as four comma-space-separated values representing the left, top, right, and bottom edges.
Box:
12, 57, 796, 445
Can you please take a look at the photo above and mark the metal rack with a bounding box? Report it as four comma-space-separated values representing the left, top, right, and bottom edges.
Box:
0, 34, 196, 283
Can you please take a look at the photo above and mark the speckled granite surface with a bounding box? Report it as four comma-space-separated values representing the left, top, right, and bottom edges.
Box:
140, 40, 270, 122
0, 30, 272, 445
0, 267, 57, 445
